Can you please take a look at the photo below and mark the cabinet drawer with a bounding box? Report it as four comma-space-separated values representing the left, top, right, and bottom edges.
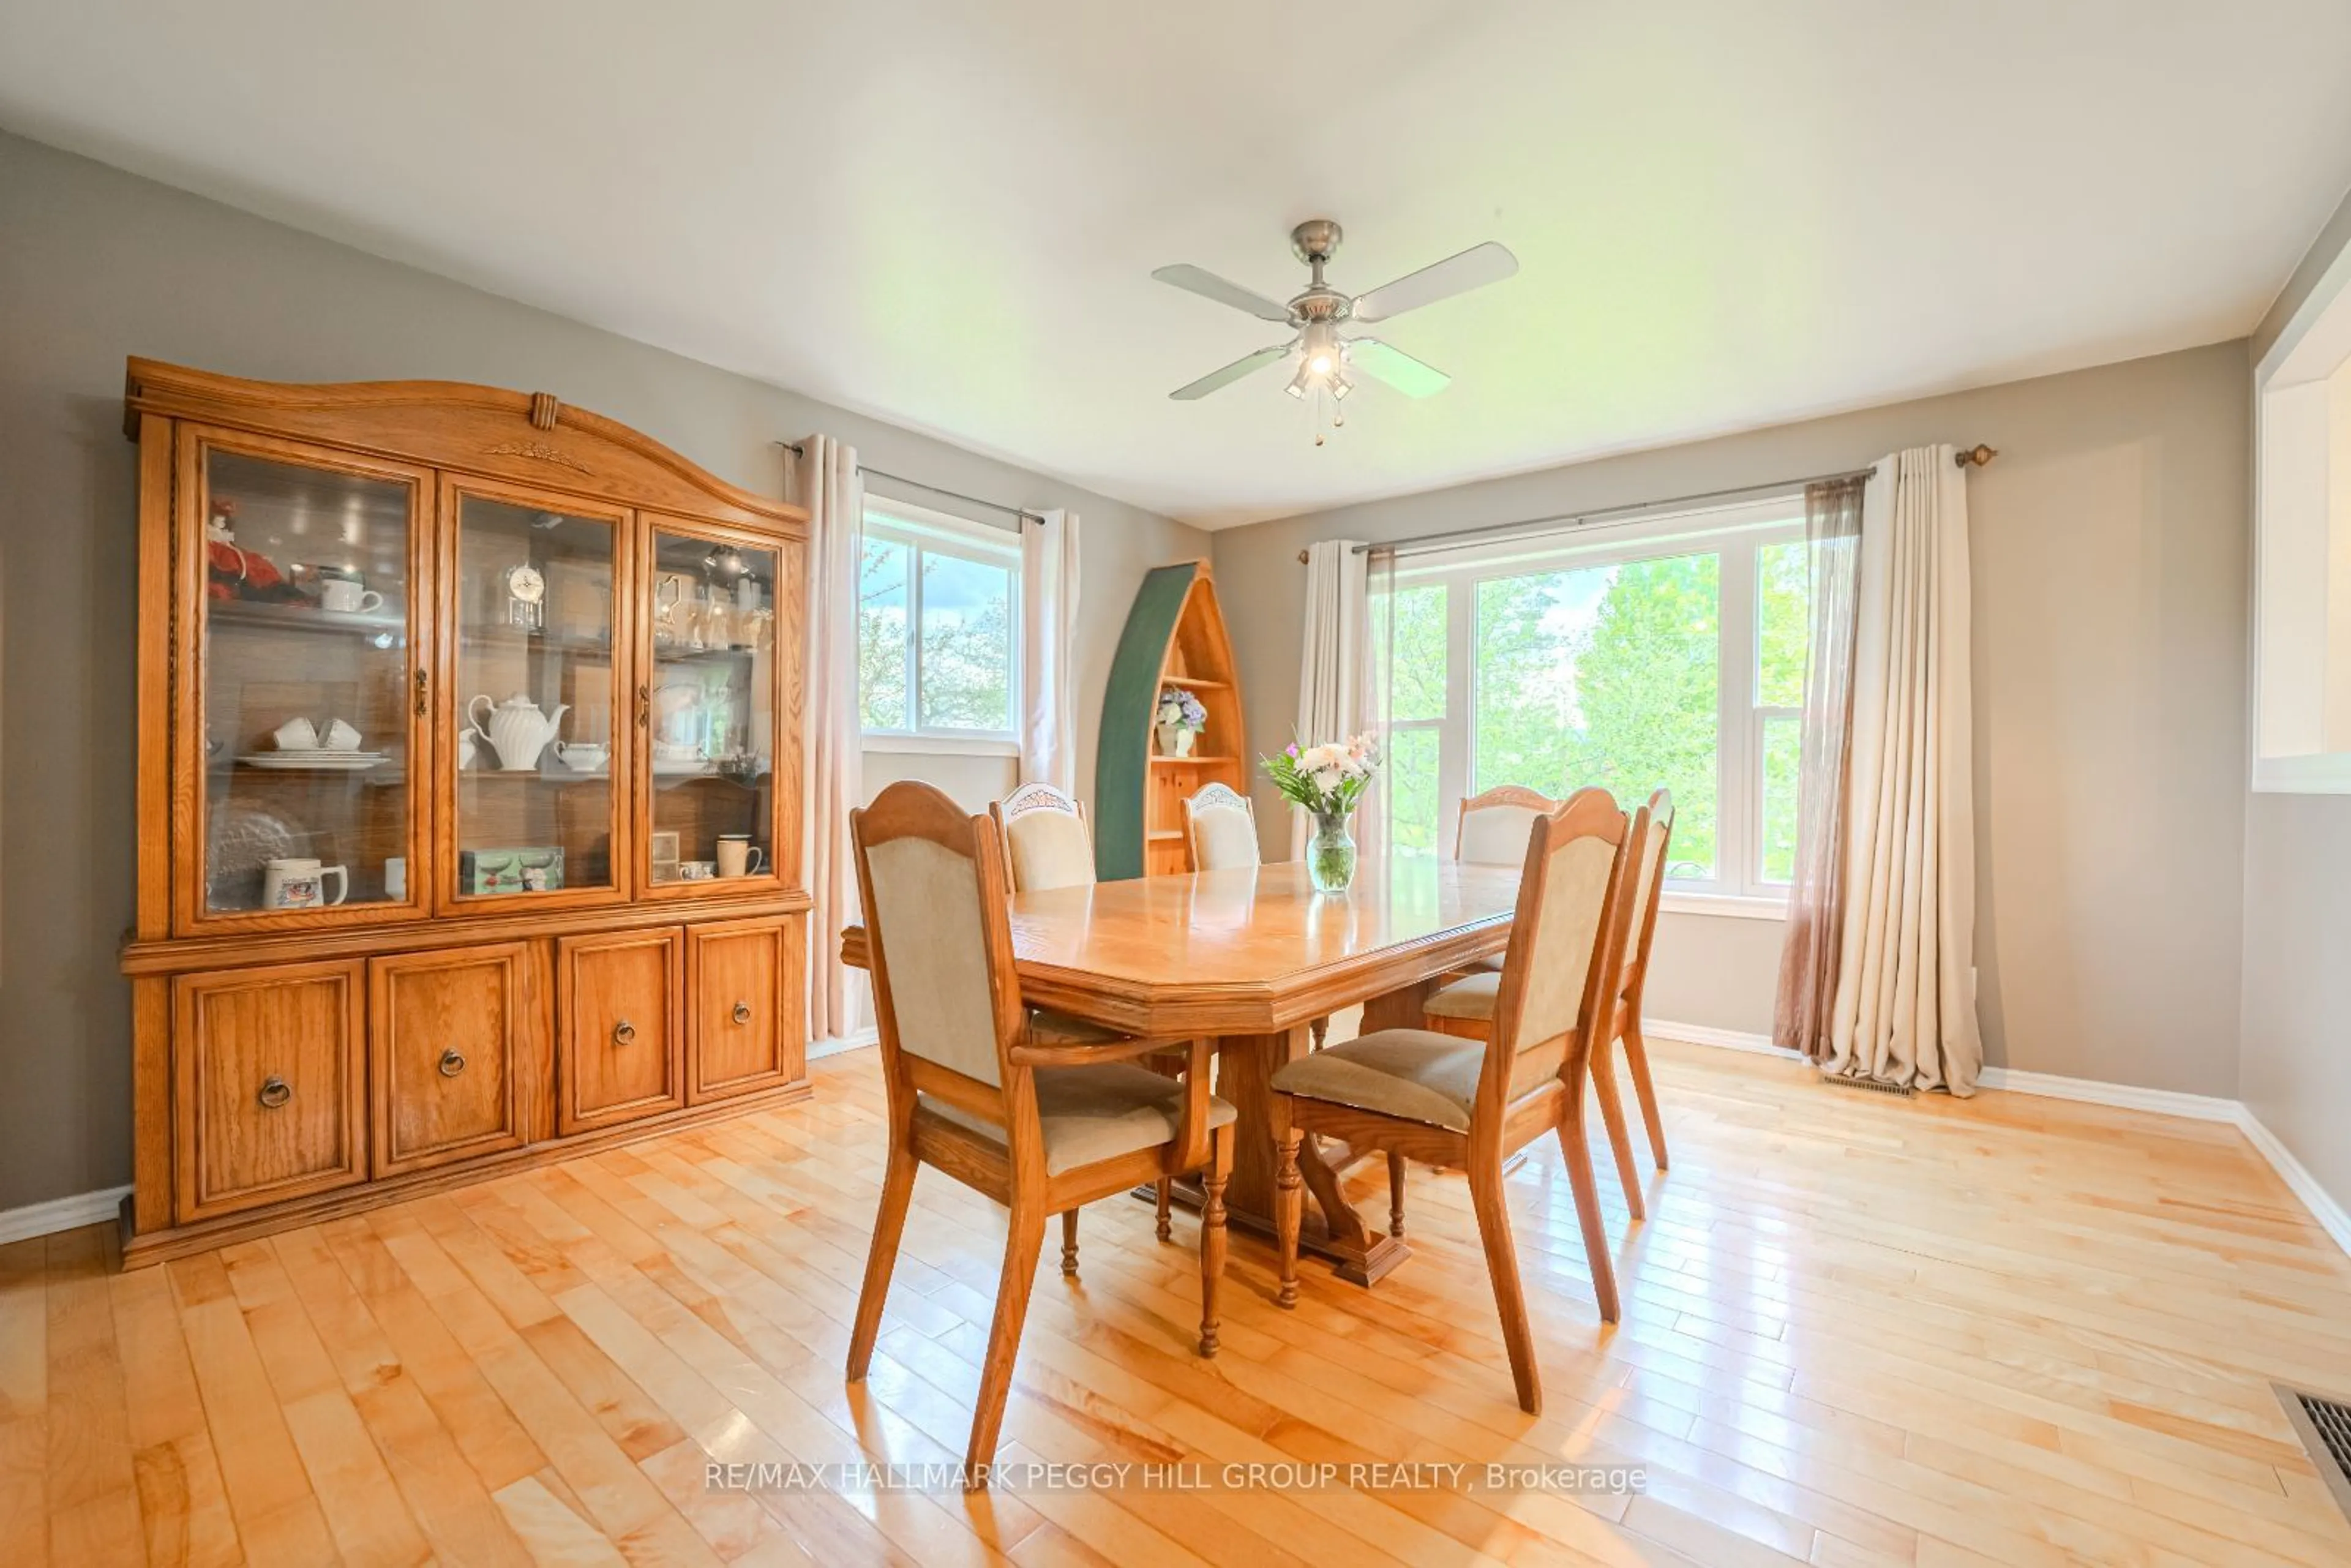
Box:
173, 961, 366, 1221
688, 915, 805, 1103
557, 928, 684, 1133
370, 945, 531, 1177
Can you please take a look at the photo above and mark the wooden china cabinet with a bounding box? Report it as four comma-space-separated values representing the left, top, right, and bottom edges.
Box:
117, 360, 811, 1266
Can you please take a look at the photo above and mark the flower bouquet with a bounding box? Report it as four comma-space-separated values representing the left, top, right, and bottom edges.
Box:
1261, 733, 1381, 891
1155, 687, 1206, 756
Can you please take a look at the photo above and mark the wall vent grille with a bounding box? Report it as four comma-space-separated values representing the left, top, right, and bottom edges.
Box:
2274, 1384, 2351, 1524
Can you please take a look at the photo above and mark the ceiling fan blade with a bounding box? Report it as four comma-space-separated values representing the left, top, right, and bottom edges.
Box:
1344, 337, 1450, 398
1169, 343, 1294, 400
1350, 241, 1518, 324
1152, 263, 1295, 324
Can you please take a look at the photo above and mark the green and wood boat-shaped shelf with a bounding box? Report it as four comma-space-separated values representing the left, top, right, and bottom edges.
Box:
1093, 560, 1248, 880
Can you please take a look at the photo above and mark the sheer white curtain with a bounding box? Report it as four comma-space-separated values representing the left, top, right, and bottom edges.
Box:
1020, 508, 1081, 794
789, 434, 866, 1044
1292, 539, 1377, 858
1826, 445, 1982, 1094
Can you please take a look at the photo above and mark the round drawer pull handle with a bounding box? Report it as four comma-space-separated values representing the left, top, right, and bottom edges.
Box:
732, 1001, 752, 1026
257, 1076, 293, 1109
438, 1049, 467, 1078
612, 1019, 637, 1046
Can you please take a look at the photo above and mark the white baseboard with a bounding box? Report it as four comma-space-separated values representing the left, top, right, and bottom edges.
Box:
1652, 1020, 2351, 1263
2237, 1109, 2351, 1259
1973, 1065, 2242, 1122
1642, 1019, 1802, 1060
0, 1184, 129, 1247
808, 1027, 877, 1063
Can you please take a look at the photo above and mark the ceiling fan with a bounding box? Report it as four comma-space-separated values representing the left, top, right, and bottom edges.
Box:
1153, 219, 1517, 437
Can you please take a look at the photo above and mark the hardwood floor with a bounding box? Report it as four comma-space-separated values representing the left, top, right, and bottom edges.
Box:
5, 1035, 2350, 1566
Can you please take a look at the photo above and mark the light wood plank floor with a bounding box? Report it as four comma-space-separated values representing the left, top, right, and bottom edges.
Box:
5, 1036, 2350, 1567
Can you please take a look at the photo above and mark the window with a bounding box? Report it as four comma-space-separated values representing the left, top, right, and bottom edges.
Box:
1374, 497, 1812, 904
858, 502, 1021, 743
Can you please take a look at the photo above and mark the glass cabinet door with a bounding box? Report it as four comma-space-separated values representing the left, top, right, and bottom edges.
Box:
641, 520, 783, 893
447, 482, 628, 908
189, 433, 429, 928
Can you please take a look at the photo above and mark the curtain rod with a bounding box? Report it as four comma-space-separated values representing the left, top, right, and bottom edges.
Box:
1295, 445, 1997, 564
775, 440, 1040, 527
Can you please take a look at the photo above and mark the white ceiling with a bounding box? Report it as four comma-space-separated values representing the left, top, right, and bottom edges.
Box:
5, 2, 2350, 527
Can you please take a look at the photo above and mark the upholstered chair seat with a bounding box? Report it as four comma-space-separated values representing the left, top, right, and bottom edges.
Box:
924, 1064, 1239, 1176
1027, 1007, 1122, 1045
1269, 1030, 1484, 1131
1421, 970, 1500, 1021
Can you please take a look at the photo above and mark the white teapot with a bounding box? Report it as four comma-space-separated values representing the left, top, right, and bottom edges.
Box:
467, 692, 569, 771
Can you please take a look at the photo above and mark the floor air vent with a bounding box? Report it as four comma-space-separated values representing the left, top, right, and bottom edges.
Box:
1820, 1072, 1914, 1098
2275, 1383, 2351, 1523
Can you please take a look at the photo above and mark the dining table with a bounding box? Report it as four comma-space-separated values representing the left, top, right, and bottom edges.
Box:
839, 857, 1523, 1286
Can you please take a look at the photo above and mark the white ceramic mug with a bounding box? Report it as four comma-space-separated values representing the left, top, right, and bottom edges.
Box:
716, 835, 766, 878
554, 740, 609, 772
263, 857, 348, 909
384, 857, 407, 900
320, 579, 384, 614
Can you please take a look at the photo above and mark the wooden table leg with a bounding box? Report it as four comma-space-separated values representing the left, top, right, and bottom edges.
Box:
1144, 1022, 1410, 1286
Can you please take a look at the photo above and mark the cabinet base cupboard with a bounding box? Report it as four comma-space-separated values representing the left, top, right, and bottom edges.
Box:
118, 361, 812, 1267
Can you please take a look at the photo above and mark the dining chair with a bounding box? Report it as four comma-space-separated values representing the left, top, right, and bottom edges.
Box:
1272, 788, 1635, 1414
847, 781, 1237, 1484
1456, 783, 1560, 866
1182, 780, 1259, 871
1608, 790, 1674, 1175
990, 781, 1095, 893
990, 779, 1191, 1247
1454, 784, 1560, 972
1419, 797, 1660, 1219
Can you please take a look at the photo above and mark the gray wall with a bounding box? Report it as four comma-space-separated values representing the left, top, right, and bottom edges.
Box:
0, 130, 1205, 1212
1213, 343, 2253, 1092
2240, 180, 2351, 1220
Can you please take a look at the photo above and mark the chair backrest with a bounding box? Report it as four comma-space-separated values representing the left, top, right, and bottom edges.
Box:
1455, 784, 1559, 866
850, 781, 1032, 1135
991, 782, 1096, 893
1618, 790, 1673, 1005
1483, 788, 1633, 1105
1184, 781, 1260, 871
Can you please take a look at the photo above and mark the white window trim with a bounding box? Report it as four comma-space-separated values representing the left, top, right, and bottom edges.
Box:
1379, 495, 1805, 911
860, 497, 1022, 749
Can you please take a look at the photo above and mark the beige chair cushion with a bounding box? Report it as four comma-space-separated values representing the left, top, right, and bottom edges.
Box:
1270, 1029, 1486, 1131
866, 836, 1002, 1086
1007, 809, 1096, 893
1422, 970, 1499, 1022
1458, 803, 1543, 866
1189, 805, 1259, 871
1027, 1008, 1120, 1045
921, 1063, 1237, 1176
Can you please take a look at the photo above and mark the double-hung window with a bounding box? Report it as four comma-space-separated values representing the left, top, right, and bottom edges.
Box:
1374, 497, 1812, 909
858, 501, 1021, 745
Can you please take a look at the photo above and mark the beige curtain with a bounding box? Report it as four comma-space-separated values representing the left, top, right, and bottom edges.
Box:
1291, 539, 1378, 858
1826, 446, 1982, 1094
1774, 476, 1866, 1059
789, 435, 866, 1044
1019, 509, 1081, 794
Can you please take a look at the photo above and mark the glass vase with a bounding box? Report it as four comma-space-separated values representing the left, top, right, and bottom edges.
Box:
1307, 810, 1357, 893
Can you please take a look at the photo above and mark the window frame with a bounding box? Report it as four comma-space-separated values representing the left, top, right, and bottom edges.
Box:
858, 498, 1023, 749
1376, 495, 1806, 909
